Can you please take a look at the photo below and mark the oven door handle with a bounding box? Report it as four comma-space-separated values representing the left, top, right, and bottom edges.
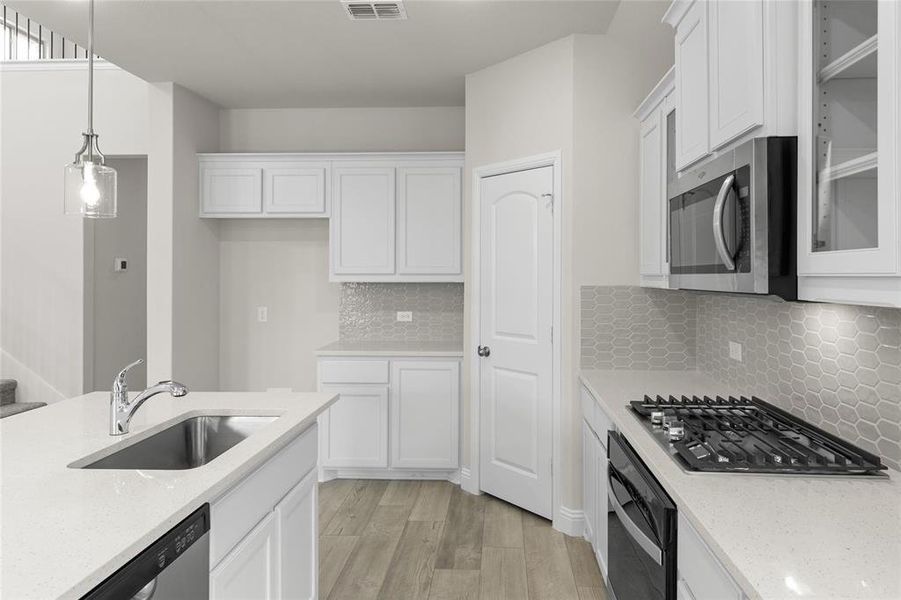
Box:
607, 486, 663, 566
712, 173, 736, 272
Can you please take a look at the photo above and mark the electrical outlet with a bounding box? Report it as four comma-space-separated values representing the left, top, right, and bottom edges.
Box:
396, 311, 413, 322
257, 306, 268, 323
729, 341, 742, 362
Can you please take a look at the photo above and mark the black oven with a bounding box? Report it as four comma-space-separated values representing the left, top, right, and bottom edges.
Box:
607, 431, 676, 600
668, 136, 797, 300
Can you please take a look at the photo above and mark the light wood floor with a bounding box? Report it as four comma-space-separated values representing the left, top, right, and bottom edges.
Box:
319, 479, 609, 600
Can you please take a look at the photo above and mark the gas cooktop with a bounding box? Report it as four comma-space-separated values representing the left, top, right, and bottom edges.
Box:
630, 395, 888, 476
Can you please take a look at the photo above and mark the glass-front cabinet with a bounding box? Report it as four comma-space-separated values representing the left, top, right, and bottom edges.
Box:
798, 0, 901, 307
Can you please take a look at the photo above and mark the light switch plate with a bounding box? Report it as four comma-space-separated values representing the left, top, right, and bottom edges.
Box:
396, 311, 413, 322
257, 306, 268, 323
728, 341, 742, 362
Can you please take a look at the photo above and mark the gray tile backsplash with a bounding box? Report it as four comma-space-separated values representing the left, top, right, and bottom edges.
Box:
581, 286, 697, 370
339, 283, 463, 342
580, 285, 901, 470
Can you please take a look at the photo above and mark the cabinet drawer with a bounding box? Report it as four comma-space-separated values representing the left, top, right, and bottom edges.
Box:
580, 384, 614, 449
677, 513, 743, 600
211, 424, 317, 568
318, 360, 389, 384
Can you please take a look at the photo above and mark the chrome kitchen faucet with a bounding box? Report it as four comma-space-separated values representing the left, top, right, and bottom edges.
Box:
110, 359, 188, 435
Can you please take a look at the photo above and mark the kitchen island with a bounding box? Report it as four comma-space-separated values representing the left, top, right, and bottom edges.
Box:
0, 390, 336, 600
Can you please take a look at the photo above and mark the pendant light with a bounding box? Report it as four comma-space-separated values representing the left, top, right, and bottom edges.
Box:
64, 0, 116, 218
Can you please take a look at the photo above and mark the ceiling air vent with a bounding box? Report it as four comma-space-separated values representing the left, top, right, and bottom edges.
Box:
342, 0, 407, 20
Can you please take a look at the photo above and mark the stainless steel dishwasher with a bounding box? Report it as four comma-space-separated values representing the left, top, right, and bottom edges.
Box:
81, 504, 210, 600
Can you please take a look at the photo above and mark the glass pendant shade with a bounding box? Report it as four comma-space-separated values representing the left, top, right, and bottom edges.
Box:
64, 158, 117, 218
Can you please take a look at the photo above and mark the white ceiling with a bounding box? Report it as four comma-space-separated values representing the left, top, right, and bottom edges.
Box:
11, 0, 622, 108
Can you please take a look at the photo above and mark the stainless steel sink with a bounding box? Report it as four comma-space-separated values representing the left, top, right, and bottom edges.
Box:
79, 415, 278, 470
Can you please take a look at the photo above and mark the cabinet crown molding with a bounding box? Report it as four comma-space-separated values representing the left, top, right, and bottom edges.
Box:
633, 66, 675, 121
662, 0, 697, 28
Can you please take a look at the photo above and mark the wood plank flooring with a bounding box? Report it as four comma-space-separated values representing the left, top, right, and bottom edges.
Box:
319, 480, 609, 600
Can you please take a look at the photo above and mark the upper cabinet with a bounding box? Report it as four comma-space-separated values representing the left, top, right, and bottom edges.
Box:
797, 0, 901, 307
199, 156, 329, 218
664, 0, 797, 171
635, 68, 676, 289
329, 157, 463, 283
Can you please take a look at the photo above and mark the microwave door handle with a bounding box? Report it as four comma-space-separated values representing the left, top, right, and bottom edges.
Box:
606, 486, 663, 566
713, 174, 736, 271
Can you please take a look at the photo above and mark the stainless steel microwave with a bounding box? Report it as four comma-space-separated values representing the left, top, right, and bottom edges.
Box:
668, 137, 797, 301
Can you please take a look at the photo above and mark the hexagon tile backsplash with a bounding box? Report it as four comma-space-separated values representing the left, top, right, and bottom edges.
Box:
581, 286, 901, 470
339, 282, 464, 342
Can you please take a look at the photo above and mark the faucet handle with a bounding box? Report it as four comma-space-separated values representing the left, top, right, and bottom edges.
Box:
114, 359, 144, 391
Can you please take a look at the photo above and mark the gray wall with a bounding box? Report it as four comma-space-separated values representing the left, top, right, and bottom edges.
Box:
579, 285, 901, 470
90, 158, 148, 390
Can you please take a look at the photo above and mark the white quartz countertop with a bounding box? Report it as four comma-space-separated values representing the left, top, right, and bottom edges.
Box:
315, 340, 464, 357
0, 390, 337, 600
579, 369, 901, 600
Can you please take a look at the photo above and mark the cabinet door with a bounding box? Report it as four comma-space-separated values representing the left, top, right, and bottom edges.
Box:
277, 471, 318, 600
582, 421, 596, 546
595, 435, 609, 578
390, 361, 460, 469
319, 385, 389, 468
678, 513, 743, 600
201, 166, 262, 215
396, 167, 462, 276
211, 512, 280, 600
639, 110, 666, 279
263, 163, 329, 216
330, 167, 396, 276
674, 0, 710, 170
708, 0, 763, 149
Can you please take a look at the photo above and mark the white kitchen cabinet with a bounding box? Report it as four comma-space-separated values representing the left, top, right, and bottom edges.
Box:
635, 68, 675, 289
210, 425, 318, 600
673, 0, 709, 170
330, 166, 396, 277
797, 0, 901, 307
318, 384, 389, 468
263, 163, 328, 215
201, 166, 262, 215
199, 156, 329, 218
277, 471, 318, 600
677, 513, 744, 600
580, 383, 612, 580
390, 360, 460, 469
396, 167, 462, 276
317, 356, 462, 478
707, 0, 763, 150
582, 421, 596, 548
664, 0, 797, 171
211, 511, 280, 600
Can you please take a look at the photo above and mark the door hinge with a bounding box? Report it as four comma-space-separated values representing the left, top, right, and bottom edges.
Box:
542, 193, 553, 212
550, 326, 554, 343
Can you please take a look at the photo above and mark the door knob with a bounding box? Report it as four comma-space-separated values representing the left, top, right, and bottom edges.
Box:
477, 345, 491, 357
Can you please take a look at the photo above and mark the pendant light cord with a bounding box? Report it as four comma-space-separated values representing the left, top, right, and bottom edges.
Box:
87, 0, 94, 138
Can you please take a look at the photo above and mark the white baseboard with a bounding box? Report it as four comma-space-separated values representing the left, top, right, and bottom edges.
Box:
554, 505, 585, 537
319, 467, 460, 482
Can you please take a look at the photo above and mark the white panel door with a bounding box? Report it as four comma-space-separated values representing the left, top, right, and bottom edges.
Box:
276, 470, 318, 600
390, 360, 460, 469
479, 165, 554, 519
639, 110, 665, 278
331, 167, 395, 275
675, 0, 710, 170
210, 512, 280, 600
201, 166, 262, 214
396, 167, 462, 275
708, 0, 764, 149
318, 385, 389, 468
263, 164, 328, 215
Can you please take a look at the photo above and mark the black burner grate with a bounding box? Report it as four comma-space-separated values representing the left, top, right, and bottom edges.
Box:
630, 395, 887, 475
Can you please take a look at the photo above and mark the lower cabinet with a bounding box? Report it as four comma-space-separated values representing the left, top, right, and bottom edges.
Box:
581, 383, 613, 580
210, 427, 319, 600
317, 357, 461, 475
677, 513, 744, 600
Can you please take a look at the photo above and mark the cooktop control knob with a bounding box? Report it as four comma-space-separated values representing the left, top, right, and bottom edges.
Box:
666, 419, 685, 441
